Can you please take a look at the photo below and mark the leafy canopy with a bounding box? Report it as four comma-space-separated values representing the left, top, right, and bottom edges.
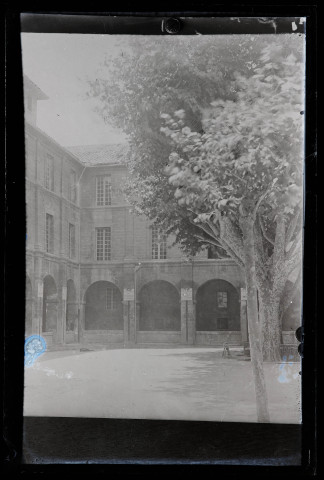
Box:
88, 35, 304, 257
164, 42, 304, 227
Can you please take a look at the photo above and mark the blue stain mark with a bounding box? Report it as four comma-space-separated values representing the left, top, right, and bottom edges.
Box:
278, 355, 295, 383
25, 335, 46, 367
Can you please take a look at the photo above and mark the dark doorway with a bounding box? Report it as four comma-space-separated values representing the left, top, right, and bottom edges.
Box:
26, 276, 33, 336
66, 279, 78, 333
139, 280, 180, 331
85, 281, 123, 330
42, 275, 58, 334
196, 279, 239, 331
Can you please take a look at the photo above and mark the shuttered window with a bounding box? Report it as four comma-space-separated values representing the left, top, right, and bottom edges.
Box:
96, 227, 111, 261
46, 214, 54, 253
96, 176, 111, 206
44, 154, 54, 191
69, 223, 75, 259
152, 226, 167, 259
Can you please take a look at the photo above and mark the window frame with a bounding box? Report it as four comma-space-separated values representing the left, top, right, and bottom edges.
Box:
96, 175, 112, 206
151, 225, 167, 260
217, 291, 228, 308
45, 213, 54, 254
68, 223, 76, 259
69, 170, 77, 203
96, 226, 111, 261
106, 287, 118, 310
44, 153, 54, 192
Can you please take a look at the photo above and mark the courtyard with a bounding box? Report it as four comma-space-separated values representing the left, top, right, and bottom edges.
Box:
24, 347, 301, 424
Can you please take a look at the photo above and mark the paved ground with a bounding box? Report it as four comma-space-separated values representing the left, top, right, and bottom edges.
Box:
24, 347, 301, 424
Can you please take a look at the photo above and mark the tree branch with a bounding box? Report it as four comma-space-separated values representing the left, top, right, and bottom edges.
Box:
284, 238, 303, 277
252, 187, 271, 220
194, 234, 223, 250
205, 218, 221, 238
258, 214, 275, 246
254, 218, 272, 284
285, 230, 303, 264
192, 219, 217, 240
214, 216, 245, 263
286, 209, 302, 245
195, 225, 245, 268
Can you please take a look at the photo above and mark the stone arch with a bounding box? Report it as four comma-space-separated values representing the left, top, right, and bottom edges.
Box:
84, 281, 123, 330
66, 279, 77, 332
42, 275, 58, 333
82, 270, 122, 302
25, 276, 33, 336
196, 279, 240, 331
139, 280, 181, 331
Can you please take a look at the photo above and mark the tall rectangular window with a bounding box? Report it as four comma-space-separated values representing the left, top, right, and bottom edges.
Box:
96, 176, 112, 206
44, 154, 54, 191
152, 225, 167, 259
96, 227, 111, 261
217, 291, 228, 308
46, 214, 54, 253
69, 170, 77, 203
69, 223, 75, 259
106, 287, 117, 310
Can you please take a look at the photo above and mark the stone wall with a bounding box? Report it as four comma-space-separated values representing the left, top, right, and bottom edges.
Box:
25, 120, 301, 351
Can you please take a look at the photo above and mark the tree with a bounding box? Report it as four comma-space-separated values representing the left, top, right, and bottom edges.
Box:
159, 42, 303, 422
88, 35, 304, 422
162, 41, 304, 361
88, 35, 280, 255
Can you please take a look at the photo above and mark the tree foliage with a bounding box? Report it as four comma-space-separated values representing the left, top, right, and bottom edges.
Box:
89, 35, 282, 255
88, 35, 304, 360
163, 41, 304, 258
161, 40, 304, 362
88, 34, 304, 420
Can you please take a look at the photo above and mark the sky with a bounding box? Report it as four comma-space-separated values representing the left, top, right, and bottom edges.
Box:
21, 32, 304, 148
21, 33, 128, 146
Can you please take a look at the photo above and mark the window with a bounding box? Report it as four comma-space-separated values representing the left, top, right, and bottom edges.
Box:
217, 291, 228, 308
106, 287, 118, 310
69, 170, 77, 203
152, 226, 167, 259
46, 214, 54, 253
69, 223, 75, 259
44, 154, 54, 191
96, 176, 111, 206
96, 227, 111, 261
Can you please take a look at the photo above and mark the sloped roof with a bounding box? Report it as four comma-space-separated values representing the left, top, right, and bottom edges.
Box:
67, 144, 129, 166
23, 75, 49, 100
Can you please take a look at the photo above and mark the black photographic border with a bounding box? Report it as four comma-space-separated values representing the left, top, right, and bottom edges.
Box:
3, 3, 318, 474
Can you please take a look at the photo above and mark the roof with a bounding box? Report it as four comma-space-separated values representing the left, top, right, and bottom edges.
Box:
25, 121, 84, 167
23, 75, 49, 100
66, 144, 129, 166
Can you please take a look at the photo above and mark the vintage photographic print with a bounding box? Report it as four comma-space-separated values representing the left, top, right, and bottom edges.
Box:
22, 28, 305, 425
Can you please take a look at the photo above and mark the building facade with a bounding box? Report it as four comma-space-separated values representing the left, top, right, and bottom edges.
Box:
24, 76, 297, 349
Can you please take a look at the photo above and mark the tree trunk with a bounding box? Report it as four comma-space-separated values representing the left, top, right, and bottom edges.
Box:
259, 213, 286, 361
240, 216, 270, 423
258, 286, 282, 362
